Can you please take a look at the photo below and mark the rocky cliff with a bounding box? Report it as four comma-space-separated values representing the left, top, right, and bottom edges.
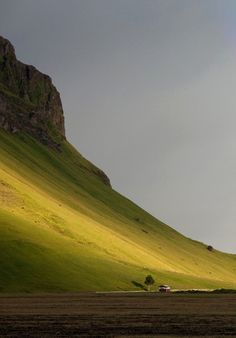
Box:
0, 36, 111, 186
0, 36, 65, 149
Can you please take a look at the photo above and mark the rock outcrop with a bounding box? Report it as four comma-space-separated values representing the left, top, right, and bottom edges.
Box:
0, 36, 111, 187
0, 36, 65, 149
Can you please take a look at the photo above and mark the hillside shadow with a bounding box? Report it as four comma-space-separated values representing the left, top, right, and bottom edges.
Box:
132, 281, 146, 291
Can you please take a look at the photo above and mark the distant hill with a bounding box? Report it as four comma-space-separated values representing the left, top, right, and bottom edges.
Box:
0, 36, 235, 292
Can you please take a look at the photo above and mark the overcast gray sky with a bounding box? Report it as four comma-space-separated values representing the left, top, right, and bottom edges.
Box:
1, 0, 236, 253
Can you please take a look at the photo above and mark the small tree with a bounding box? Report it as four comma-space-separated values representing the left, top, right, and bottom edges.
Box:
144, 275, 155, 291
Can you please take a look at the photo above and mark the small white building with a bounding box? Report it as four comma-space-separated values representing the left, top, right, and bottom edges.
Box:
159, 285, 171, 293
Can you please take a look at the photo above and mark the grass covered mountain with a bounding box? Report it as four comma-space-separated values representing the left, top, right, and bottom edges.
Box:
0, 36, 236, 292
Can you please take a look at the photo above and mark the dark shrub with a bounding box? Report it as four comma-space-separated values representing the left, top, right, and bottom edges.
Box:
207, 245, 213, 252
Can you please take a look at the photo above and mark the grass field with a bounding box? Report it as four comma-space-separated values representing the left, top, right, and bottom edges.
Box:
0, 292, 235, 337
0, 129, 236, 292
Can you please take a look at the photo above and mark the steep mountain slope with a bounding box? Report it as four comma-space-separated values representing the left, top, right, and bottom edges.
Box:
0, 36, 236, 292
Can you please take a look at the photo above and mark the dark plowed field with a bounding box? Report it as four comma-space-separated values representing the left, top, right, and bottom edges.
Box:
0, 292, 235, 337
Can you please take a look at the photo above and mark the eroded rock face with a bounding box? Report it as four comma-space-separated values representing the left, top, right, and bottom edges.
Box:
0, 36, 65, 148
0, 36, 111, 187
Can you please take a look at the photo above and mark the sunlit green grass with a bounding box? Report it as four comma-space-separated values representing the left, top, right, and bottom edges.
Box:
0, 129, 236, 292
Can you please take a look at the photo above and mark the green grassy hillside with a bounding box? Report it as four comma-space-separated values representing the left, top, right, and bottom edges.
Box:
0, 129, 236, 292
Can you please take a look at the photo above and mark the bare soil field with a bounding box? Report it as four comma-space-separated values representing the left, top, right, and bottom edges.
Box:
0, 292, 235, 337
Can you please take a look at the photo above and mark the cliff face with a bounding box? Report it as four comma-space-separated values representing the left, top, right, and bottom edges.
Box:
0, 36, 65, 149
0, 36, 111, 186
